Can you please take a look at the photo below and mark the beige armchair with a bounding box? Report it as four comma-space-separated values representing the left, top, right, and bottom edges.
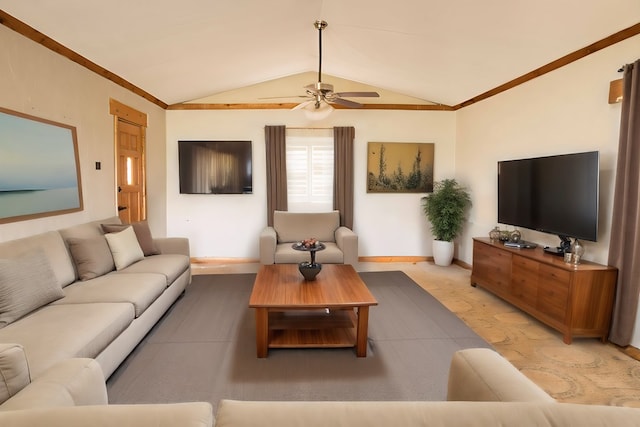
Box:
259, 211, 358, 265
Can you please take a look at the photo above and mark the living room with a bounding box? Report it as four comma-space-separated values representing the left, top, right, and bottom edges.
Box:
1, 3, 640, 421
1, 2, 640, 336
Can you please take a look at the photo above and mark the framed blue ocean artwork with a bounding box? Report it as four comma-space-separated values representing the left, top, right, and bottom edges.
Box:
0, 107, 83, 224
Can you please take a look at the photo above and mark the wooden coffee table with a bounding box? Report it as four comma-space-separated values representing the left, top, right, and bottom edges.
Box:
249, 264, 378, 358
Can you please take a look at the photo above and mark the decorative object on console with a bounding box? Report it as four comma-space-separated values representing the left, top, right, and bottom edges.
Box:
292, 240, 326, 280
509, 229, 522, 243
421, 179, 472, 266
489, 226, 501, 241
572, 238, 585, 264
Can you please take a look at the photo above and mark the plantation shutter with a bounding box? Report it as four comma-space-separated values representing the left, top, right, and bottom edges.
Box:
286, 136, 334, 212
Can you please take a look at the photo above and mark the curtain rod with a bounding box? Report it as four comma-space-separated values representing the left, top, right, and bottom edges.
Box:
286, 126, 333, 130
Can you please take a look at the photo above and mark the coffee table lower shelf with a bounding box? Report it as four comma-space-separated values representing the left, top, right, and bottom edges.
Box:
267, 309, 357, 349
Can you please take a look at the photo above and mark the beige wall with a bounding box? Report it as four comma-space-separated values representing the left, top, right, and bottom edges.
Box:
0, 26, 167, 242
1, 22, 637, 265
1, 21, 638, 344
456, 34, 639, 267
166, 109, 456, 258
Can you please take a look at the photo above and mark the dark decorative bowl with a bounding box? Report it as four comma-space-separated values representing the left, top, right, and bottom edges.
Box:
298, 262, 322, 281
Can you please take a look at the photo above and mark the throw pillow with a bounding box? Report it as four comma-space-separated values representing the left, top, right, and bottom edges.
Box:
0, 249, 65, 328
67, 236, 115, 281
101, 221, 160, 256
130, 221, 160, 256
104, 226, 144, 270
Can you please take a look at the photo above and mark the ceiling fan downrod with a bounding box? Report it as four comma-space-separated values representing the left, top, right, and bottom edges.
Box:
314, 20, 327, 85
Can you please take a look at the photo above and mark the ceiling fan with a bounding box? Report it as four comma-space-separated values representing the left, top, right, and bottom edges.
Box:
292, 20, 380, 112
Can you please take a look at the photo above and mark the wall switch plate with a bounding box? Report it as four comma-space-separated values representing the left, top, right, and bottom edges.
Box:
95, 161, 101, 170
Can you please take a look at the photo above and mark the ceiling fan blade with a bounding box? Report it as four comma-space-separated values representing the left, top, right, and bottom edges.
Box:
259, 95, 310, 100
292, 100, 314, 110
331, 98, 363, 108
334, 91, 380, 98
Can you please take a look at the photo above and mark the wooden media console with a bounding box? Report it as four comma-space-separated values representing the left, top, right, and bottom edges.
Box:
471, 237, 617, 344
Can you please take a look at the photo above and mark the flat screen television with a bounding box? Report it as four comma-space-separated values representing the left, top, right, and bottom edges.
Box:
178, 140, 252, 194
497, 151, 599, 249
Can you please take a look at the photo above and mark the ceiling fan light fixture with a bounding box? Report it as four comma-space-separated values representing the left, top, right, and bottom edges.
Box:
303, 100, 333, 120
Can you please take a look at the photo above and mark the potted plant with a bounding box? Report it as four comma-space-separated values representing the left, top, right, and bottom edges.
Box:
421, 179, 472, 266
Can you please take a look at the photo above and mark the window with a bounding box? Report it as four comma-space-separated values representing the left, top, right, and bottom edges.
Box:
286, 136, 333, 212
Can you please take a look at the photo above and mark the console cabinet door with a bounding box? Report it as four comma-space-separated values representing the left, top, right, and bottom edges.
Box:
471, 240, 511, 297
511, 255, 538, 310
537, 264, 570, 324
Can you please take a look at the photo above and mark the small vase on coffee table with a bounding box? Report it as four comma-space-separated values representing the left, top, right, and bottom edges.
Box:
292, 242, 326, 281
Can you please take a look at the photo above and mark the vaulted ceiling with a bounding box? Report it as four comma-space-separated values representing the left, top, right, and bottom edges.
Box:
1, 1, 638, 109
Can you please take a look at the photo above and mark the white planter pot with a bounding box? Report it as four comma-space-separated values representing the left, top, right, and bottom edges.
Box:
433, 240, 454, 266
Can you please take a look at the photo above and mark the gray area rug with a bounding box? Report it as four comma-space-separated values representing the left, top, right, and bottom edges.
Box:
107, 271, 491, 410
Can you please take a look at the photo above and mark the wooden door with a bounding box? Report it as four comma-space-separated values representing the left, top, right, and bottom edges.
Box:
116, 119, 146, 223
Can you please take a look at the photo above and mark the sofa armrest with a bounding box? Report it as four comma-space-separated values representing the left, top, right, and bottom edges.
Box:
0, 402, 213, 427
259, 227, 277, 265
154, 237, 190, 257
447, 348, 554, 402
0, 358, 107, 411
0, 344, 31, 406
335, 226, 358, 265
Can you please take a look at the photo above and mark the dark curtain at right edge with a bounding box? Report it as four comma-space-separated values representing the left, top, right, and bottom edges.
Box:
333, 126, 355, 229
608, 59, 640, 346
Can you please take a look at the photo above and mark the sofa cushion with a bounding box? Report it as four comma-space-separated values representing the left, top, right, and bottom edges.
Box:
213, 400, 640, 427
0, 402, 215, 426
102, 222, 160, 256
66, 236, 115, 281
0, 343, 31, 405
0, 231, 76, 288
117, 254, 190, 286
0, 249, 65, 328
273, 211, 340, 243
52, 273, 167, 317
104, 227, 145, 270
0, 303, 134, 378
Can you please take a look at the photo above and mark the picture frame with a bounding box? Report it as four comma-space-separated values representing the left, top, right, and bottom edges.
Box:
0, 107, 83, 224
367, 142, 434, 193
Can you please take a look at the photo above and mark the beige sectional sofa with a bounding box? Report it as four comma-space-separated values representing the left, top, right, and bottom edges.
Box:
213, 348, 640, 426
259, 210, 358, 265
0, 216, 191, 383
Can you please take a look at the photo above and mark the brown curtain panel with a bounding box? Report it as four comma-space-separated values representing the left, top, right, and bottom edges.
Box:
608, 59, 640, 346
265, 125, 287, 226
333, 126, 355, 229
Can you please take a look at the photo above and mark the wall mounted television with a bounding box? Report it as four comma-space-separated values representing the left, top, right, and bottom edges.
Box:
497, 151, 599, 252
178, 140, 252, 194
